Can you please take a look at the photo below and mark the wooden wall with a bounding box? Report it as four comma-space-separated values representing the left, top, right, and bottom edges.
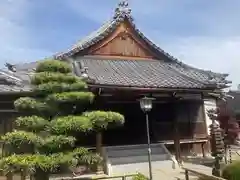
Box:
0, 113, 16, 135
0, 94, 23, 136
91, 32, 155, 58
178, 101, 207, 138
73, 20, 159, 60
151, 100, 207, 141
0, 93, 207, 148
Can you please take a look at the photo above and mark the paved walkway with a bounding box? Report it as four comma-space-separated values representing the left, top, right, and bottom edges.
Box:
152, 162, 211, 180
46, 161, 213, 180
111, 161, 213, 180
151, 163, 213, 180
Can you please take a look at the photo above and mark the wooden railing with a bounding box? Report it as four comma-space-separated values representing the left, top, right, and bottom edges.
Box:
0, 173, 137, 180
60, 174, 137, 180
183, 167, 226, 180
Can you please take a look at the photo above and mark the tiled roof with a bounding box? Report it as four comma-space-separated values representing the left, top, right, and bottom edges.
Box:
0, 84, 31, 93
168, 63, 230, 87
0, 56, 230, 92
54, 1, 133, 59
54, 1, 229, 83
0, 66, 33, 93
0, 1, 230, 92
76, 58, 220, 89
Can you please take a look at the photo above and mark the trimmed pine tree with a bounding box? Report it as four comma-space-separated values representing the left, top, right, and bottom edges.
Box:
0, 60, 124, 180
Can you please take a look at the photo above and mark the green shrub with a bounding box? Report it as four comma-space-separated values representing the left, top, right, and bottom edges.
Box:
49, 115, 92, 135
1, 130, 42, 148
31, 72, 79, 85
84, 111, 125, 130
47, 92, 94, 104
80, 152, 103, 167
38, 135, 76, 154
0, 153, 73, 174
71, 148, 103, 170
72, 147, 89, 156
132, 173, 149, 180
16, 116, 49, 132
3, 58, 124, 178
36, 60, 71, 74
0, 148, 100, 175
222, 161, 240, 180
14, 97, 54, 115
34, 82, 87, 95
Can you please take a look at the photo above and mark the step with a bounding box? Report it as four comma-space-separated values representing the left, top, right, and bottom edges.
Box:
110, 160, 174, 177
103, 143, 172, 175
110, 154, 170, 165
104, 143, 168, 151
107, 148, 167, 158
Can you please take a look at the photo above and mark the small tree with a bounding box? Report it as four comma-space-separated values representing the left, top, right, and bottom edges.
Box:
0, 60, 108, 180
84, 111, 124, 154
218, 106, 240, 145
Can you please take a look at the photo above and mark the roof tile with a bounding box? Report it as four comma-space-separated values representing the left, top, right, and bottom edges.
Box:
53, 2, 229, 85
78, 58, 207, 89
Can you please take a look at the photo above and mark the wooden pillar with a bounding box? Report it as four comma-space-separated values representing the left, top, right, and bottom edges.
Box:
201, 143, 206, 158
94, 94, 104, 174
173, 119, 181, 162
173, 98, 181, 163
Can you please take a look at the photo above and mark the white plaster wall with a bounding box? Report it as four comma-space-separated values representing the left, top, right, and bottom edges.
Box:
203, 98, 219, 135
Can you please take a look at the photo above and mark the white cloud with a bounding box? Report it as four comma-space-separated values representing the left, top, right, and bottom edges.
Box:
61, 0, 240, 89
161, 36, 240, 89
0, 0, 51, 65
1, 0, 239, 90
64, 0, 172, 23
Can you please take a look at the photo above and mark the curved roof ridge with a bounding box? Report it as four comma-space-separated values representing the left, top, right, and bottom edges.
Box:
0, 70, 24, 86
73, 20, 114, 48
54, 18, 120, 59
53, 1, 229, 85
55, 1, 133, 59
165, 63, 210, 88
125, 19, 229, 79
0, 70, 22, 82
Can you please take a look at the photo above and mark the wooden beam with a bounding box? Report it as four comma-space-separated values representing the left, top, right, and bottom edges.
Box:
0, 110, 18, 113
84, 55, 155, 60
174, 93, 202, 100
159, 139, 208, 145
105, 101, 170, 104
88, 84, 216, 93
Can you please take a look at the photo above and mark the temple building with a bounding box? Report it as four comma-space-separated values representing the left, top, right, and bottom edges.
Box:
0, 1, 231, 161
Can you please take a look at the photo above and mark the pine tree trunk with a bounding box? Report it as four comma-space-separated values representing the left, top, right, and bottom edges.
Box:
20, 170, 26, 180
96, 132, 103, 174
33, 169, 49, 180
6, 172, 12, 180
96, 132, 102, 155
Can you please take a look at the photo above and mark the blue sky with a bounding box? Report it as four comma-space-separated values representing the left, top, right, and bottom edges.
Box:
0, 0, 239, 89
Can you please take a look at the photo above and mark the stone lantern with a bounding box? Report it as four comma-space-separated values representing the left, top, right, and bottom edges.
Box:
207, 108, 225, 177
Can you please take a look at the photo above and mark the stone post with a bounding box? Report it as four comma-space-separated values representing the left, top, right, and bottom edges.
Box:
207, 108, 225, 177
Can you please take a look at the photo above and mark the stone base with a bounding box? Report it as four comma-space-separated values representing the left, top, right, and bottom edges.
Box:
96, 170, 104, 175
171, 156, 181, 170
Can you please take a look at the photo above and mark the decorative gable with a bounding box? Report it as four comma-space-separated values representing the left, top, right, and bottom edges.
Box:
87, 22, 156, 59
55, 0, 165, 60
52, 1, 229, 90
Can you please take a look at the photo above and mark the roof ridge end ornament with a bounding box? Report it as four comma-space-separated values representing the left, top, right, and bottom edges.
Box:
5, 62, 16, 72
114, 0, 132, 20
